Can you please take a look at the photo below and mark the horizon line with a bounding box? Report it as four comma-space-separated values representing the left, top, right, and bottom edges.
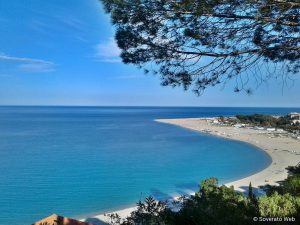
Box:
0, 104, 300, 108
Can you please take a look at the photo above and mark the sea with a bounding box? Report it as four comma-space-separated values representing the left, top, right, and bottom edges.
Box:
0, 106, 298, 225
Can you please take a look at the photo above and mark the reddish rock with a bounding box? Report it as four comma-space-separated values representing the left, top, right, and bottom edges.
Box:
33, 214, 93, 225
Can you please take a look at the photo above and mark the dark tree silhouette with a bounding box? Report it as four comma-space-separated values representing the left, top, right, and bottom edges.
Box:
100, 0, 300, 94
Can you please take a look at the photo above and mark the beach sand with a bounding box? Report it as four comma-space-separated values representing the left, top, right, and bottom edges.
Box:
83, 117, 300, 224
157, 118, 300, 190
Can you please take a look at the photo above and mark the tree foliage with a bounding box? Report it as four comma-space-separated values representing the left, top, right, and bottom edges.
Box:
171, 178, 258, 225
262, 163, 300, 197
121, 196, 170, 225
108, 165, 300, 225
259, 164, 300, 220
287, 163, 300, 176
259, 192, 300, 217
100, 0, 300, 94
236, 113, 300, 131
113, 178, 258, 225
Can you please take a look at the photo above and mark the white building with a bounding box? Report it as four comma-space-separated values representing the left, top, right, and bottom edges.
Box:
233, 124, 246, 128
255, 126, 265, 130
289, 112, 300, 120
266, 128, 276, 131
289, 112, 300, 125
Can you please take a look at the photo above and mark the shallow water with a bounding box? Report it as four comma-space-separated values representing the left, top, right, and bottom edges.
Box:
0, 106, 297, 225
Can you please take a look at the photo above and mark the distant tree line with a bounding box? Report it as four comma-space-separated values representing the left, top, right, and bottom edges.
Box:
236, 114, 300, 131
107, 164, 300, 225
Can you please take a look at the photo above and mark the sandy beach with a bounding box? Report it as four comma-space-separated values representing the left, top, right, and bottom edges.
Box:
157, 118, 300, 190
83, 117, 300, 224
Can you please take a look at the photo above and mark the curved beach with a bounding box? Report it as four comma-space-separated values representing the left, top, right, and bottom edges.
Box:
157, 118, 300, 190
83, 117, 300, 224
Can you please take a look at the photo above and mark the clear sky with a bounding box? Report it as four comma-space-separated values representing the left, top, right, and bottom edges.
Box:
0, 0, 299, 107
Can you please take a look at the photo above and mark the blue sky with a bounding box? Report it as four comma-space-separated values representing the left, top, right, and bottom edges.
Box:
0, 0, 299, 107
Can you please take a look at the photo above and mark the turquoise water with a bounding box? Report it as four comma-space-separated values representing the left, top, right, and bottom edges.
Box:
0, 106, 298, 225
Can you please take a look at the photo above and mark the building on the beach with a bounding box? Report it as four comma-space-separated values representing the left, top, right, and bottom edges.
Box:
289, 112, 300, 125
32, 214, 92, 225
289, 112, 300, 119
212, 119, 219, 124
233, 124, 246, 128
266, 128, 276, 131
255, 126, 265, 130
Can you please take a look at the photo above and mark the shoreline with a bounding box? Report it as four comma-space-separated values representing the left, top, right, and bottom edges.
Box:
82, 117, 300, 224
157, 118, 300, 190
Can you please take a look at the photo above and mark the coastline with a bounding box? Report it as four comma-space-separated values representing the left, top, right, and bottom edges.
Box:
156, 118, 300, 190
83, 117, 300, 224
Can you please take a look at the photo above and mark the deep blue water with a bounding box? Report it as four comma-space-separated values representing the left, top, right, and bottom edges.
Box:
0, 106, 298, 225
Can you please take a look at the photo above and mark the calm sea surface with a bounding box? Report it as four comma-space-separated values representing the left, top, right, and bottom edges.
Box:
0, 106, 298, 225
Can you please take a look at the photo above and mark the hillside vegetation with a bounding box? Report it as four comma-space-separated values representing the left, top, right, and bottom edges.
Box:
107, 165, 300, 225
